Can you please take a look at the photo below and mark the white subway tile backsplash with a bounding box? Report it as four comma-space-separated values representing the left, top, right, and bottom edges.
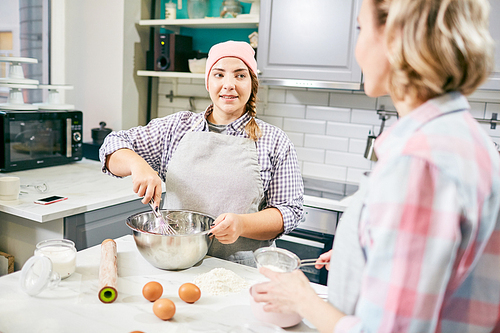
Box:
326, 151, 372, 169
351, 108, 399, 127
156, 81, 499, 185
306, 105, 351, 122
349, 138, 368, 154
479, 122, 500, 137
157, 107, 176, 118
268, 88, 286, 103
483, 104, 500, 135
469, 102, 486, 119
304, 134, 348, 151
329, 92, 377, 109
176, 83, 209, 98
327, 122, 372, 139
158, 81, 173, 94
468, 90, 500, 103
295, 147, 325, 163
265, 103, 306, 118
286, 89, 329, 106
284, 118, 326, 134
191, 78, 204, 85
485, 103, 500, 118
347, 167, 372, 183
376, 95, 396, 111
302, 162, 347, 181
177, 78, 191, 84
258, 115, 284, 129
285, 132, 304, 147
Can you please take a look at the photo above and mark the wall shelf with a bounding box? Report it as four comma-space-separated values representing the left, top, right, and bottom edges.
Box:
138, 17, 259, 29
137, 70, 204, 79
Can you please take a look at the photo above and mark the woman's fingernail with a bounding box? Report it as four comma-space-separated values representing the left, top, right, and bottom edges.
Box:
208, 232, 213, 237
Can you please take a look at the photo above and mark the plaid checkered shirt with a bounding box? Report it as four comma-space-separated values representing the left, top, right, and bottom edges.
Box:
335, 92, 500, 332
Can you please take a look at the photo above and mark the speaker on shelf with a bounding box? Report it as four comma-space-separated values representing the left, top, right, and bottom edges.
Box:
152, 33, 194, 72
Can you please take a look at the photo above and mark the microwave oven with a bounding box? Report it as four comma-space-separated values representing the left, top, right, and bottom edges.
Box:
0, 110, 83, 172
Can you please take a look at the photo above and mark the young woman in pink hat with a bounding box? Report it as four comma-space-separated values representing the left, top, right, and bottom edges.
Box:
100, 41, 303, 265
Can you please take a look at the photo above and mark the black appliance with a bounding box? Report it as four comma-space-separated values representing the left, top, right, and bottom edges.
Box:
0, 110, 83, 172
152, 33, 193, 72
275, 177, 359, 285
276, 228, 334, 285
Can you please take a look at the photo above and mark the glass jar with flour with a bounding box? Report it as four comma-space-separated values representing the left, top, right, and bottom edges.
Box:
35, 239, 77, 279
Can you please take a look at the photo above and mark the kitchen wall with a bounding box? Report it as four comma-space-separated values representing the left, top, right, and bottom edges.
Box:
157, 78, 500, 184
52, 0, 151, 143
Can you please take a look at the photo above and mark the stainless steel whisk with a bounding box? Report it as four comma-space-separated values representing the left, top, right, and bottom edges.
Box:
148, 199, 176, 235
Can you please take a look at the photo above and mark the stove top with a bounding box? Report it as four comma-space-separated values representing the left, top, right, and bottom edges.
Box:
302, 177, 359, 201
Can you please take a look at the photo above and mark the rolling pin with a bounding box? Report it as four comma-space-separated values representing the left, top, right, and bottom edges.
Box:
98, 239, 118, 303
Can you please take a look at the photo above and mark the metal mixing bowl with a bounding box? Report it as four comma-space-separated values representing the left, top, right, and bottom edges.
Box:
126, 209, 215, 270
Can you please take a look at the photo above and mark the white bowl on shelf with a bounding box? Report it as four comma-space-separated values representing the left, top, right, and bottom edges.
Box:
188, 58, 207, 74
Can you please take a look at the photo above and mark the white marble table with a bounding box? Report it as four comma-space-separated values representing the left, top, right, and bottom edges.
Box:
0, 235, 326, 333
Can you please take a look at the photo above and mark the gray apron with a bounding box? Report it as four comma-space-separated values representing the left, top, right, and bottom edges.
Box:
164, 128, 271, 266
327, 172, 369, 315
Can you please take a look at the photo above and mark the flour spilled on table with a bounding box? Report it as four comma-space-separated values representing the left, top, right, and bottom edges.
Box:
193, 268, 249, 296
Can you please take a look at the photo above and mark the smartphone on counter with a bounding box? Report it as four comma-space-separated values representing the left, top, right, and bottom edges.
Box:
34, 195, 68, 205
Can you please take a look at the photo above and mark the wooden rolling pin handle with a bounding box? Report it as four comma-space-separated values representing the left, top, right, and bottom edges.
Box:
98, 239, 118, 303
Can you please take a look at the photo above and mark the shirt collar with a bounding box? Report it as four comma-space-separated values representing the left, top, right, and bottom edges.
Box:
374, 91, 470, 160
203, 104, 251, 134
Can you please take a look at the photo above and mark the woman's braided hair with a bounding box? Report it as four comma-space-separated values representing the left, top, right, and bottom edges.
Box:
244, 68, 262, 141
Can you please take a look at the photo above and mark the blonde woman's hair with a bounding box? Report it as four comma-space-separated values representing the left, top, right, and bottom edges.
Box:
372, 0, 495, 102
244, 68, 262, 141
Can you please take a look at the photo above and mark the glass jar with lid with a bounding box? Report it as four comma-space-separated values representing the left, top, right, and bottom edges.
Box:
35, 239, 77, 279
220, 0, 242, 18
188, 0, 209, 19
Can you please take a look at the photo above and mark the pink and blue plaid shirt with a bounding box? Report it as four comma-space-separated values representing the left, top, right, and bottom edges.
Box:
336, 92, 500, 333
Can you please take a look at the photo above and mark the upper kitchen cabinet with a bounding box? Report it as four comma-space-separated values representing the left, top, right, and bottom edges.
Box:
481, 0, 500, 90
257, 0, 362, 90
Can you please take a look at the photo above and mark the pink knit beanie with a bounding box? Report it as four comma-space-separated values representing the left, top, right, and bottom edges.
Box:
205, 40, 257, 90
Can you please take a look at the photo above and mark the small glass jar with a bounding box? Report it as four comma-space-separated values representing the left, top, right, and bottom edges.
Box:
35, 239, 76, 279
220, 0, 242, 18
188, 0, 209, 19
165, 1, 177, 19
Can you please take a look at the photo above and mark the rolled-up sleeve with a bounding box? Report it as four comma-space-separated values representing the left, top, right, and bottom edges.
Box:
99, 116, 174, 178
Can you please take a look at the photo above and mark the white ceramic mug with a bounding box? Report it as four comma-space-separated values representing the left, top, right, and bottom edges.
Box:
0, 176, 20, 201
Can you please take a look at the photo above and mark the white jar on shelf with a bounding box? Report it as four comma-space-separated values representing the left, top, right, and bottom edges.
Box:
165, 1, 177, 19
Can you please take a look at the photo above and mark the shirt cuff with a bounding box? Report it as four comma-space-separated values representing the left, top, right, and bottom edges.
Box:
99, 140, 134, 178
273, 205, 297, 234
334, 315, 362, 333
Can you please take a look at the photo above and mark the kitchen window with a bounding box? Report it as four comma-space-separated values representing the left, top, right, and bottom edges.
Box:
0, 0, 50, 103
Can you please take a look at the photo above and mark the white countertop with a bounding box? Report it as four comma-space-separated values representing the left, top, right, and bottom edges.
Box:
0, 235, 326, 332
303, 194, 351, 212
0, 159, 139, 222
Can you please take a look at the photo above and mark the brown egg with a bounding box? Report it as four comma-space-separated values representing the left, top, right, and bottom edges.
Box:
142, 281, 163, 302
178, 283, 201, 303
153, 298, 176, 320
